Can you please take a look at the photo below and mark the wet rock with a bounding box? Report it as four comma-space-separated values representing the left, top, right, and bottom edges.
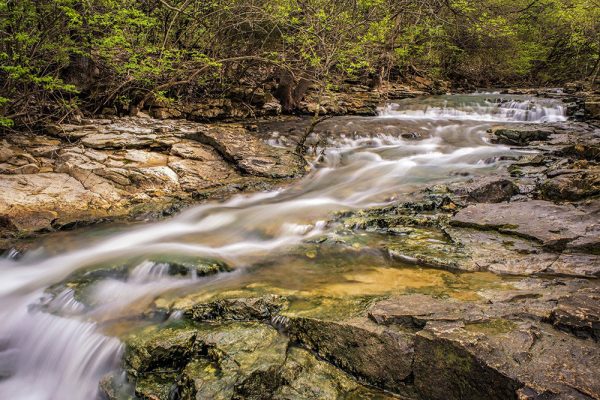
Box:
184, 295, 287, 322
385, 227, 467, 270
539, 168, 600, 201
272, 346, 396, 400
584, 95, 600, 120
369, 292, 600, 400
451, 200, 596, 251
413, 322, 522, 400
490, 126, 554, 146
124, 326, 198, 376
451, 177, 519, 203
176, 322, 289, 400
369, 294, 487, 328
415, 320, 600, 399
445, 228, 565, 276
135, 372, 178, 400
287, 316, 414, 394
556, 143, 600, 162
550, 290, 600, 341
43, 256, 231, 311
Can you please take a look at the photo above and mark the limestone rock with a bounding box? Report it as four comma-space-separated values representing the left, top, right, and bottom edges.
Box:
0, 173, 112, 234
451, 200, 596, 251
550, 290, 600, 341
451, 176, 519, 203
539, 169, 600, 201
490, 126, 554, 146
194, 125, 305, 178
184, 295, 287, 322
1, 118, 307, 244
287, 316, 414, 393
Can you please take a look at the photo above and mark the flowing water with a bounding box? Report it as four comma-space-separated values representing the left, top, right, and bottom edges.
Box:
0, 94, 568, 399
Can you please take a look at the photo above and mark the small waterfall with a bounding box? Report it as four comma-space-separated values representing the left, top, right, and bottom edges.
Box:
129, 260, 171, 283
379, 94, 567, 122
0, 299, 122, 400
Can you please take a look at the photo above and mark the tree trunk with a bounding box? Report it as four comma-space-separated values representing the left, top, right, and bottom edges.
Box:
275, 70, 311, 113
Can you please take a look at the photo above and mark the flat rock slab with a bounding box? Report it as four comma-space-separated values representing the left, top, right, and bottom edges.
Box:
194, 125, 305, 178
451, 200, 597, 250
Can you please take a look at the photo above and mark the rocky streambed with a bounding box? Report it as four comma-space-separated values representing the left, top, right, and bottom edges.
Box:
0, 93, 599, 400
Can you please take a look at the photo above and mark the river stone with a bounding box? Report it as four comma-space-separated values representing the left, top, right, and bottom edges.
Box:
1, 117, 312, 244
369, 294, 488, 328
80, 131, 176, 150
124, 326, 198, 376
384, 227, 468, 270
170, 140, 221, 161
539, 169, 600, 201
183, 295, 287, 322
415, 320, 600, 400
543, 253, 600, 277
550, 290, 600, 341
556, 143, 600, 162
490, 126, 553, 146
413, 321, 523, 400
167, 157, 241, 192
450, 200, 594, 250
193, 125, 306, 178
367, 290, 600, 400
177, 322, 289, 400
272, 347, 397, 400
135, 372, 178, 400
451, 177, 519, 203
445, 228, 562, 275
286, 316, 414, 394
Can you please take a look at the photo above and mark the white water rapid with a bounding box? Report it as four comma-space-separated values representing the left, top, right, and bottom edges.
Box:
0, 94, 567, 399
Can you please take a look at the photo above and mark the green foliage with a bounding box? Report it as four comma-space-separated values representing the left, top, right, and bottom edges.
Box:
0, 0, 598, 128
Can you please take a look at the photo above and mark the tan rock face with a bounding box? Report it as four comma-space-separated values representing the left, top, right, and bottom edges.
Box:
0, 173, 112, 233
0, 117, 306, 242
194, 125, 305, 178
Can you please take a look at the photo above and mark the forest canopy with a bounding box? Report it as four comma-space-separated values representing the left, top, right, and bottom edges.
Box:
1, 0, 599, 128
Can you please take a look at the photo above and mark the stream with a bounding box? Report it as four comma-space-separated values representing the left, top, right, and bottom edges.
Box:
0, 94, 568, 399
